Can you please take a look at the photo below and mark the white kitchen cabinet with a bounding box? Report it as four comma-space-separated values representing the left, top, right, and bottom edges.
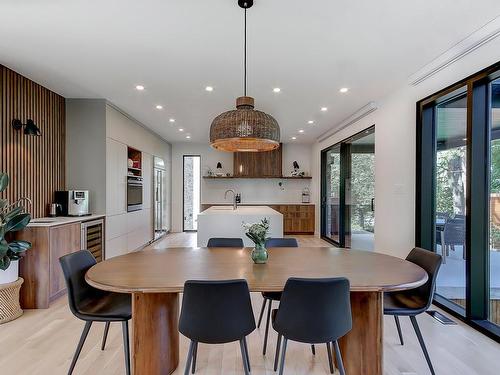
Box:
106, 138, 127, 216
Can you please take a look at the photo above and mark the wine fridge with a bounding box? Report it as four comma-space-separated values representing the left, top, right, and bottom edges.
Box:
81, 219, 105, 262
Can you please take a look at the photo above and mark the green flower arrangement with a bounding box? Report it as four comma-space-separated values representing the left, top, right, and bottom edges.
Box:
243, 218, 270, 264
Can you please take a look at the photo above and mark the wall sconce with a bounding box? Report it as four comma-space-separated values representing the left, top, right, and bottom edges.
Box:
12, 119, 41, 136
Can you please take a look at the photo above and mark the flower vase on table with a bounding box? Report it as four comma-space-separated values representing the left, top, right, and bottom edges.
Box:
243, 218, 270, 264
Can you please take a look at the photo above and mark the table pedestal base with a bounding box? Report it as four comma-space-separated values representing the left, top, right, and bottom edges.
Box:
131, 291, 383, 375
339, 291, 383, 375
132, 293, 179, 375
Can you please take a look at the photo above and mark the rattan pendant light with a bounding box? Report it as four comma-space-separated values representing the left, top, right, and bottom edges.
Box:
210, 0, 280, 152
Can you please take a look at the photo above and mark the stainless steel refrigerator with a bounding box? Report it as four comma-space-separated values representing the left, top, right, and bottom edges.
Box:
154, 156, 168, 240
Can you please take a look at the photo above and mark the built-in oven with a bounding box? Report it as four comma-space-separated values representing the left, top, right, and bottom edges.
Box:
127, 176, 143, 212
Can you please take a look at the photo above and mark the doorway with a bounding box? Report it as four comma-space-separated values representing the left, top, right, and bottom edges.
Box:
321, 126, 375, 250
183, 155, 201, 231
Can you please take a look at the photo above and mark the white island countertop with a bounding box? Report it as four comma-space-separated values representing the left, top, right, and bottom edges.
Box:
198, 205, 282, 216
197, 206, 283, 247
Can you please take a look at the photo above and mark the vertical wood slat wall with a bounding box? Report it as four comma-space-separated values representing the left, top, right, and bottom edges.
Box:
0, 65, 65, 218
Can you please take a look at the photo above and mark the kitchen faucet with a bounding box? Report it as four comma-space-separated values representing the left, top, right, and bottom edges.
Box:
224, 189, 241, 210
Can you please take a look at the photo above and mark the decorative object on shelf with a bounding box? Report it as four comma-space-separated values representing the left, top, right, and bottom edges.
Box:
128, 158, 134, 168
216, 162, 224, 176
0, 172, 33, 323
226, 172, 231, 177
11, 119, 41, 136
291, 160, 305, 177
209, 0, 280, 152
278, 181, 285, 191
302, 187, 311, 203
243, 218, 270, 264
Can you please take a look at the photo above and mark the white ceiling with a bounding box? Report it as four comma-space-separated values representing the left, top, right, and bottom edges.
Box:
1, 0, 499, 144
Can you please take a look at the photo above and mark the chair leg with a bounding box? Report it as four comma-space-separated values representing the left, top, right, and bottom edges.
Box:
239, 339, 251, 375
184, 340, 195, 375
263, 299, 272, 355
274, 334, 282, 371
326, 342, 334, 374
121, 321, 131, 375
311, 344, 315, 355
410, 316, 435, 375
257, 298, 267, 328
333, 340, 345, 375
394, 316, 404, 345
68, 321, 92, 375
278, 338, 288, 375
191, 341, 198, 374
243, 336, 251, 372
101, 322, 110, 350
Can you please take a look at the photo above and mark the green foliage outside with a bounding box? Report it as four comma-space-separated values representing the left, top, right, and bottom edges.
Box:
437, 141, 500, 250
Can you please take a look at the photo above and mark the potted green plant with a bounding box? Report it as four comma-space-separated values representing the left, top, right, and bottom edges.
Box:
0, 172, 32, 284
243, 218, 270, 264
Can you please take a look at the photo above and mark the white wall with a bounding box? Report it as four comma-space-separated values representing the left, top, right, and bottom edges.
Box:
66, 99, 107, 214
171, 143, 313, 232
312, 37, 500, 259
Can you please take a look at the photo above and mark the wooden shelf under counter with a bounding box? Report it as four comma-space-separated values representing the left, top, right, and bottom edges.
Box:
201, 204, 315, 234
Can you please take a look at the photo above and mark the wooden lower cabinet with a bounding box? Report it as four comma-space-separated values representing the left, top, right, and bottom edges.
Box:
269, 205, 315, 234
200, 204, 315, 234
17, 222, 82, 309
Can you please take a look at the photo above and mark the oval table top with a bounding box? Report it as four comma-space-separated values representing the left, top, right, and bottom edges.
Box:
86, 247, 428, 294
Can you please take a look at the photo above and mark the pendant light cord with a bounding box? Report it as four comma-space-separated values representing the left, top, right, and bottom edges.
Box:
244, 8, 247, 97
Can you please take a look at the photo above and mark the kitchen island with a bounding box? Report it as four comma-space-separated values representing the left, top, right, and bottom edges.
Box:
197, 206, 283, 247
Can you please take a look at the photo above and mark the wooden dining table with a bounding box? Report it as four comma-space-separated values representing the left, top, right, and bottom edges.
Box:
86, 246, 428, 375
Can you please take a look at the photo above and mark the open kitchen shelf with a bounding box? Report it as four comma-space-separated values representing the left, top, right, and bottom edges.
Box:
203, 176, 312, 179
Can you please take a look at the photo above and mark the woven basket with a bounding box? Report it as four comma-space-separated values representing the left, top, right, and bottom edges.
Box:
0, 277, 23, 324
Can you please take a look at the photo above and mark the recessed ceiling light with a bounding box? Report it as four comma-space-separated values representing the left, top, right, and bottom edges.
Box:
339, 87, 349, 93
291, 136, 297, 140
205, 86, 214, 92
186, 135, 191, 139
298, 129, 304, 133
321, 107, 328, 112
178, 128, 184, 132
155, 105, 163, 110
308, 120, 314, 124
135, 85, 145, 91
273, 87, 281, 93
169, 118, 175, 123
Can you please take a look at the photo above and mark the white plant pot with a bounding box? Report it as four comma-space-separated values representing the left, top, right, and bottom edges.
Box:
0, 260, 19, 285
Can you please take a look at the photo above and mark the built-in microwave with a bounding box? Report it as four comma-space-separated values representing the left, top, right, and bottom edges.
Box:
127, 176, 143, 212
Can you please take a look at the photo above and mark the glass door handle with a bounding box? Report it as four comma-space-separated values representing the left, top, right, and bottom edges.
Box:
371, 198, 375, 211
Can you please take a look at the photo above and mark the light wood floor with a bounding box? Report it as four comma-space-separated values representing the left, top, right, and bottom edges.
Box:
1, 233, 499, 375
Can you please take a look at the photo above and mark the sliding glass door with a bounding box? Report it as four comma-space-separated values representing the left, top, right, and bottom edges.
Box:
417, 61, 500, 340
321, 126, 375, 250
489, 77, 500, 327
434, 89, 468, 311
323, 144, 341, 245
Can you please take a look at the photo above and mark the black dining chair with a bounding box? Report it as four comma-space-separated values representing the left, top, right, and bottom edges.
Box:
207, 237, 244, 247
384, 247, 442, 375
179, 279, 256, 375
257, 237, 299, 355
59, 250, 132, 375
272, 277, 352, 375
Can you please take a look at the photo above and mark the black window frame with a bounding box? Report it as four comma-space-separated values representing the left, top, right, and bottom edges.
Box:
320, 125, 375, 248
416, 61, 500, 342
